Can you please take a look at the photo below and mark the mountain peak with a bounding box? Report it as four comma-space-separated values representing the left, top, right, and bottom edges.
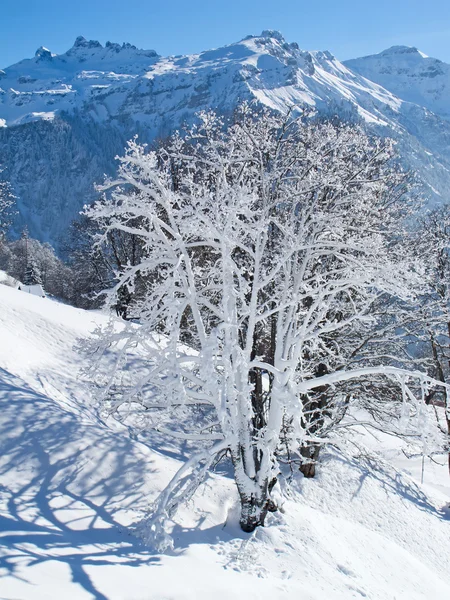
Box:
344, 44, 450, 121
352, 45, 434, 62
2, 30, 450, 249
106, 40, 135, 52
72, 35, 102, 50
35, 46, 53, 61
380, 45, 421, 56
260, 30, 285, 42
243, 30, 286, 44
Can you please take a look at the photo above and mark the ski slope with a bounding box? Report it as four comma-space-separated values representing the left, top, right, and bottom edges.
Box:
1, 281, 450, 599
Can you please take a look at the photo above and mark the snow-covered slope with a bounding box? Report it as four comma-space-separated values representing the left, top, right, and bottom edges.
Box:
0, 268, 18, 288
1, 31, 450, 249
345, 46, 450, 121
1, 285, 450, 599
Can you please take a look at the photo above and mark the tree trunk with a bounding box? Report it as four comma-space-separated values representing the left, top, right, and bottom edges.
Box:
299, 363, 329, 478
299, 443, 321, 478
446, 322, 450, 477
238, 492, 269, 532
232, 445, 274, 533
428, 329, 450, 477
447, 414, 450, 477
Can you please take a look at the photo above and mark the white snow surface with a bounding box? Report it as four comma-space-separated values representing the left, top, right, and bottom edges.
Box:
0, 269, 19, 288
17, 282, 46, 297
1, 284, 450, 599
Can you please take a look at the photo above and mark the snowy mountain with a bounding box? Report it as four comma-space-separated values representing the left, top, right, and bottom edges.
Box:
345, 46, 450, 121
1, 31, 450, 249
1, 281, 450, 599
0, 31, 402, 129
0, 35, 159, 127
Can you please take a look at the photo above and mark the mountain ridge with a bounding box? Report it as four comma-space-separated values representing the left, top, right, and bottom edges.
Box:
345, 45, 450, 121
1, 31, 450, 250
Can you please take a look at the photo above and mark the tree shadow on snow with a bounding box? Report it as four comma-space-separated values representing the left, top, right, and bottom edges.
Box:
324, 450, 450, 521
169, 512, 247, 551
0, 368, 165, 599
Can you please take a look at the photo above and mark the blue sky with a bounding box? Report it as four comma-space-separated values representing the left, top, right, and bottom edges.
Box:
1, 0, 450, 69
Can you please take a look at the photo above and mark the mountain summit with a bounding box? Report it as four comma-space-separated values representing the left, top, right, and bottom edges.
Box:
344, 46, 450, 120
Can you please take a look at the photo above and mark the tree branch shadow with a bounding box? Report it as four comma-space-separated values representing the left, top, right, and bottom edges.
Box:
0, 368, 163, 599
323, 449, 450, 520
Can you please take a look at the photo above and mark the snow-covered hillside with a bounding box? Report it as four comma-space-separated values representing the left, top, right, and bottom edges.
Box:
2, 31, 450, 248
1, 284, 450, 599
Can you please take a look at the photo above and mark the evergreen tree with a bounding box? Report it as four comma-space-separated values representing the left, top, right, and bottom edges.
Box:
23, 260, 42, 286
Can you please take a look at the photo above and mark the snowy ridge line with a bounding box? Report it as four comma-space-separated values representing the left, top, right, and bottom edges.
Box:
2, 30, 450, 247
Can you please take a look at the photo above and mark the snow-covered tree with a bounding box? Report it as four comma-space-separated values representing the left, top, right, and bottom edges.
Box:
0, 170, 15, 240
292, 285, 438, 477
407, 207, 450, 474
0, 228, 78, 300
86, 106, 446, 547
23, 260, 42, 286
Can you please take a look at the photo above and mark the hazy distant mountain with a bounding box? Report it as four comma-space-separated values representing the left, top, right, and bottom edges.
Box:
1, 31, 450, 250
